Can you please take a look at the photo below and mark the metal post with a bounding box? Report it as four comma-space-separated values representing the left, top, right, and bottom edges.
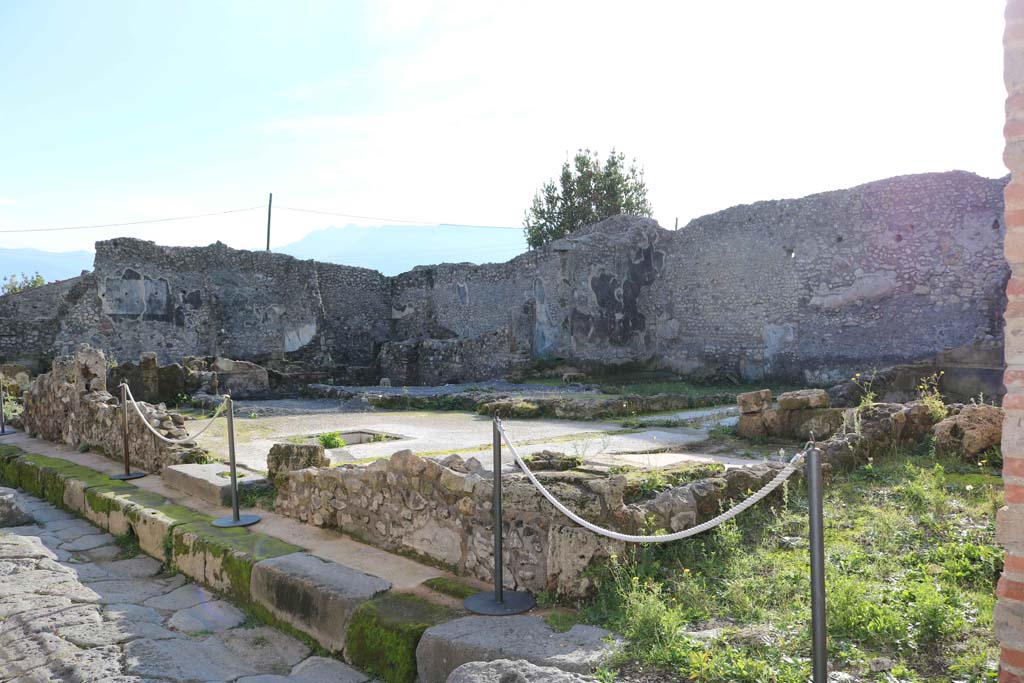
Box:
807, 445, 827, 683
213, 396, 260, 528
0, 384, 7, 436
266, 193, 273, 252
492, 417, 504, 603
464, 416, 536, 615
110, 384, 146, 480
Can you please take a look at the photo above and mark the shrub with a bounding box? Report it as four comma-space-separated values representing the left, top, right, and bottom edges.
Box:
318, 431, 346, 449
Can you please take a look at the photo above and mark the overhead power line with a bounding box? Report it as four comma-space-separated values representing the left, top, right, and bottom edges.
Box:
0, 205, 267, 234
0, 202, 522, 236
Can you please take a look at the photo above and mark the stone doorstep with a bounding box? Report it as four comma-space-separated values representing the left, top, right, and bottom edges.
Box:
415, 615, 622, 683
163, 462, 268, 506
250, 552, 392, 654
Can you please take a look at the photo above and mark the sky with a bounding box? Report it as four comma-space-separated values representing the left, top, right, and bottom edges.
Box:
0, 1, 1009, 263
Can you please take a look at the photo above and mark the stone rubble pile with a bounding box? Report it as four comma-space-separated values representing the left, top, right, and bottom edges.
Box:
736, 388, 844, 441
22, 344, 206, 472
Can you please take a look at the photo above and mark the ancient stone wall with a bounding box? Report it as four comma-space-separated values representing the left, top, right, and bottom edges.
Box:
391, 173, 1007, 386
275, 449, 791, 596
0, 172, 1009, 388
21, 344, 204, 473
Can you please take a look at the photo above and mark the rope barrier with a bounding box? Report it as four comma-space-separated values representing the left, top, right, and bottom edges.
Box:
120, 383, 226, 445
497, 421, 806, 543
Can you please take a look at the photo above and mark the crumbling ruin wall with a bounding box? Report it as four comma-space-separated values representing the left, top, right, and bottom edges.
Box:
275, 449, 791, 596
21, 345, 204, 473
0, 172, 1009, 387
388, 172, 1008, 386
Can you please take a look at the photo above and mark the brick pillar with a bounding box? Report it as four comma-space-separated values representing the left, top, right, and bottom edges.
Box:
1002, 4, 1024, 680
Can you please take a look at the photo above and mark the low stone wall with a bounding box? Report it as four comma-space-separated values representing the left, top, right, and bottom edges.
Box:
22, 344, 205, 473
736, 388, 845, 441
276, 450, 792, 597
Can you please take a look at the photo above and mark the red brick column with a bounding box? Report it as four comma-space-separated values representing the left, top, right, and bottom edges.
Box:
1002, 4, 1024, 680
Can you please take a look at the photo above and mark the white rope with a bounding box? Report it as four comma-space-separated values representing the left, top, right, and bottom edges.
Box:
120, 383, 226, 445
497, 422, 805, 543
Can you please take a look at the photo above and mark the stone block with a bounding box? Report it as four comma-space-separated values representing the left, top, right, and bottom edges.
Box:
777, 389, 830, 410
933, 403, 1004, 460
170, 521, 302, 603
163, 462, 268, 506
0, 487, 32, 527
736, 413, 767, 439
346, 592, 454, 683
447, 659, 596, 683
251, 551, 391, 653
737, 389, 772, 414
416, 616, 622, 683
788, 408, 845, 441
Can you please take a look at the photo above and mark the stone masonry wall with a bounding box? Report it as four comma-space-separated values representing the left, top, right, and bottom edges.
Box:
276, 450, 791, 597
998, 4, 1024, 681
21, 344, 204, 473
0, 171, 1009, 387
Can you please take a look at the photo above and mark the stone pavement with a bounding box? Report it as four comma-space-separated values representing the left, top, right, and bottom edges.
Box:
0, 490, 372, 683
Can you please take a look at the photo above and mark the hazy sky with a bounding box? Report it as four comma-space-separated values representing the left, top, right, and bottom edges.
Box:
0, 1, 1007, 256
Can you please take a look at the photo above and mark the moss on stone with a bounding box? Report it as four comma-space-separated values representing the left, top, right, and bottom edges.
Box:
422, 576, 478, 600
345, 592, 454, 683
170, 521, 301, 603
84, 484, 136, 515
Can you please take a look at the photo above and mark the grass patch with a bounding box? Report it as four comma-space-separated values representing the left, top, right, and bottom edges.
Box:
114, 532, 141, 559
613, 462, 727, 504
582, 449, 1002, 682
237, 484, 277, 510
422, 576, 478, 600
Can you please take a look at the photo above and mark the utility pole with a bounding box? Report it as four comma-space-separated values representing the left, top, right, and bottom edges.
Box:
266, 193, 273, 251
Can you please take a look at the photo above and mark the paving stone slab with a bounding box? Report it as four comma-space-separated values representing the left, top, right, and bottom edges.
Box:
143, 582, 216, 611
446, 659, 597, 683
416, 616, 623, 683
0, 594, 72, 620
215, 626, 311, 674
80, 544, 122, 562
168, 600, 246, 633
103, 604, 165, 624
58, 619, 180, 646
61, 533, 115, 552
125, 637, 262, 681
251, 552, 391, 653
86, 575, 186, 604
291, 656, 371, 683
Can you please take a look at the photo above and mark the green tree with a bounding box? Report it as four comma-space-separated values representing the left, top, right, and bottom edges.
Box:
524, 148, 653, 248
2, 272, 45, 296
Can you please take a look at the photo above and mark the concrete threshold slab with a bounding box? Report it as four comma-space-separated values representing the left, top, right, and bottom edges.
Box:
1, 432, 445, 591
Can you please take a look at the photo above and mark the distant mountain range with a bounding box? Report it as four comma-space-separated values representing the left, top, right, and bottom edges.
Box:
0, 224, 528, 283
278, 224, 527, 275
0, 248, 93, 283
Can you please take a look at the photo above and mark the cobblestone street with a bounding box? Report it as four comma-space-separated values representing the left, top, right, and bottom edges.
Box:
0, 490, 370, 683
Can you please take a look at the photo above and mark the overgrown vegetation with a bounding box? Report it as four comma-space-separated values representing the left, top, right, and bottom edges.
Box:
318, 431, 347, 449
612, 463, 727, 504
237, 483, 277, 510
1, 271, 45, 295
581, 449, 1002, 682
918, 372, 948, 422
